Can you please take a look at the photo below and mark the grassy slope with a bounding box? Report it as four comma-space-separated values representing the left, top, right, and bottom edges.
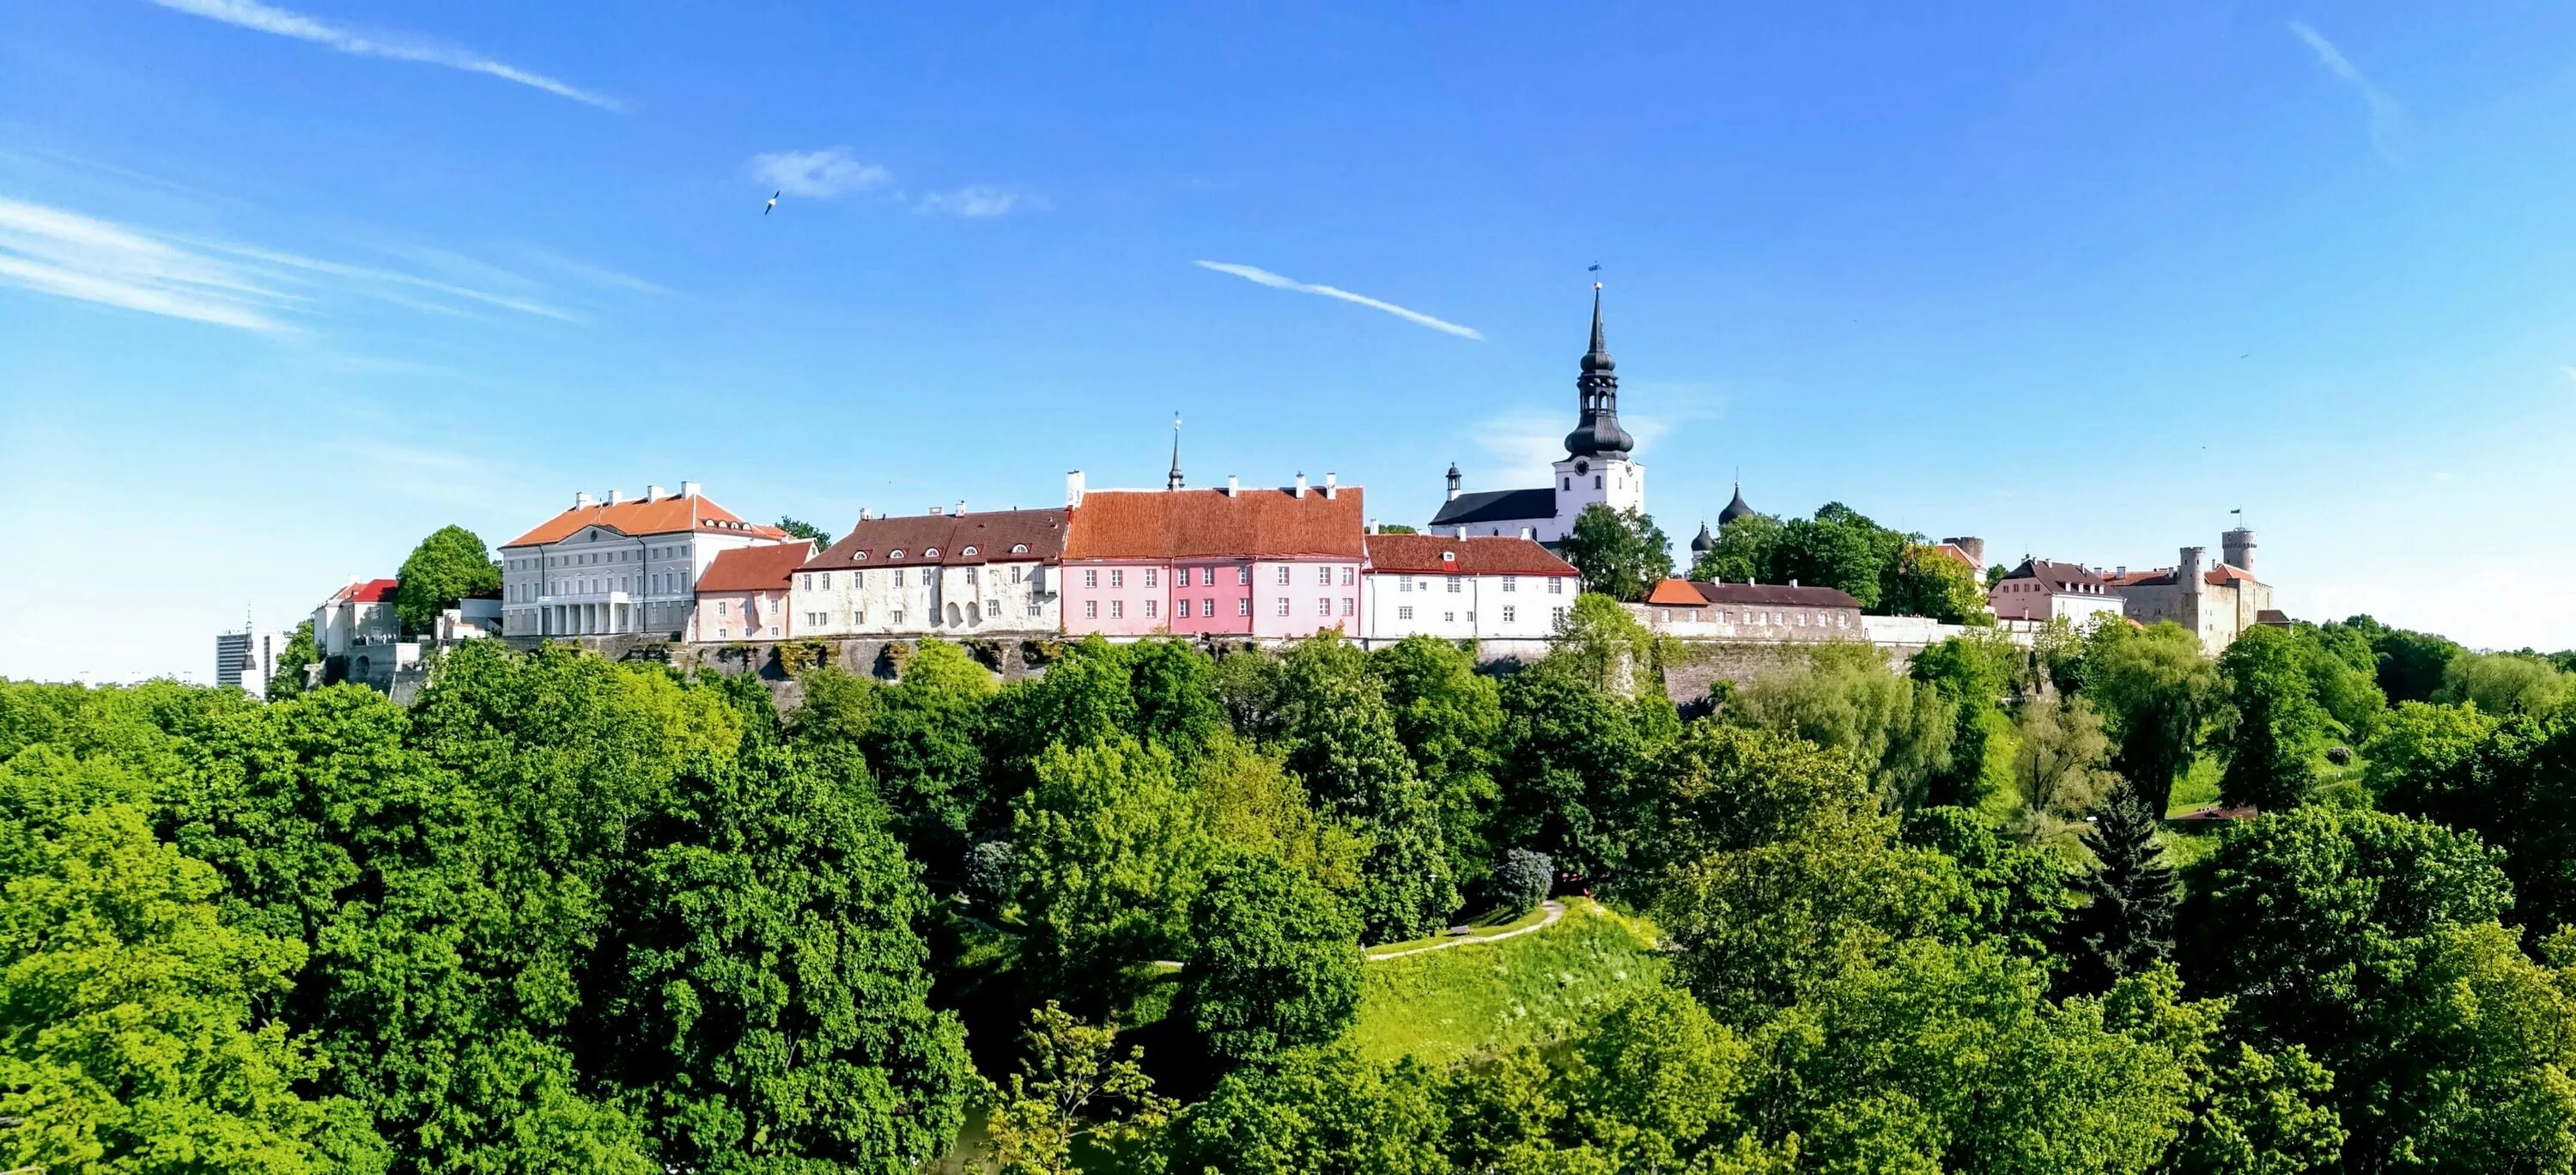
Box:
1342, 898, 1665, 1068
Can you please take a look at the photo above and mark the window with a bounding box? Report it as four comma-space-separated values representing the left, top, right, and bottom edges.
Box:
1276, 598, 1290, 617
1561, 477, 1571, 490
1084, 569, 1098, 588
1399, 606, 1414, 620
1659, 609, 1671, 622
1340, 567, 1353, 586
717, 626, 728, 639
1443, 612, 1455, 622
1026, 602, 1042, 618
1176, 600, 1190, 618
819, 572, 830, 588
963, 545, 977, 556
1110, 600, 1124, 619
1110, 569, 1125, 588
1201, 597, 1214, 617
894, 569, 906, 587
1237, 566, 1251, 585
891, 549, 905, 558
1084, 600, 1097, 619
1314, 566, 1330, 586
1447, 576, 1462, 593
716, 601, 729, 616
1552, 606, 1566, 625
1144, 600, 1157, 619
1011, 565, 1024, 584
769, 626, 780, 637
1236, 599, 1250, 617
1317, 597, 1330, 616
1201, 567, 1217, 586
1277, 566, 1291, 586
1503, 606, 1516, 623
1502, 576, 1516, 593
1400, 578, 1412, 594
891, 609, 905, 625
1013, 544, 1028, 553
1144, 569, 1157, 588
1595, 474, 1603, 490
1548, 578, 1564, 594
1340, 597, 1353, 616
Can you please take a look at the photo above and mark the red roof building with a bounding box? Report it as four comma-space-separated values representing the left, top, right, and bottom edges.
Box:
689, 540, 812, 642
792, 508, 1068, 636
1636, 578, 1865, 641
1060, 474, 1368, 640
1363, 533, 1580, 641
497, 483, 790, 640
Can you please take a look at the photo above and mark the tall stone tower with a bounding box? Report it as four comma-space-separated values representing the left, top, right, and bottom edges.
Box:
2221, 527, 2256, 575
1548, 283, 1646, 539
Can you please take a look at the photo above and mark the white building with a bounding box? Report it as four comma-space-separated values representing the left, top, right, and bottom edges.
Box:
499, 482, 787, 638
791, 507, 1067, 637
1362, 532, 1580, 641
1430, 285, 1646, 544
313, 577, 398, 659
213, 628, 294, 699
1991, 557, 2127, 627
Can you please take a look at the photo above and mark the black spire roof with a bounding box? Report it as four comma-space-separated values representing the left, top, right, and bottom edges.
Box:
1166, 413, 1183, 490
1690, 521, 1716, 553
1564, 283, 1636, 460
1717, 482, 1756, 524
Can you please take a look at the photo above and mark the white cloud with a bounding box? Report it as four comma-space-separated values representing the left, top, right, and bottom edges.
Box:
1194, 260, 1483, 340
2288, 21, 2404, 164
749, 148, 893, 198
916, 186, 1048, 218
0, 195, 584, 332
1468, 407, 1572, 486
146, 0, 621, 111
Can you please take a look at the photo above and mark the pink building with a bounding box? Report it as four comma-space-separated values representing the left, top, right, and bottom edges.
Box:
688, 540, 812, 642
1060, 472, 1366, 640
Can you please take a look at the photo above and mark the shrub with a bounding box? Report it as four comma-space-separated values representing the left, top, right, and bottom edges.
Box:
1495, 848, 1552, 915
964, 838, 1016, 910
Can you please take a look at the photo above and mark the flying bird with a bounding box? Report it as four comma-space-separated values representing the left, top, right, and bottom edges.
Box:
763, 191, 779, 216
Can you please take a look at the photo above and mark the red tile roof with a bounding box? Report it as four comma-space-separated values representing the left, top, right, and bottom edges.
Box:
695, 541, 814, 593
503, 492, 786, 548
2102, 565, 2259, 588
1063, 487, 1366, 561
1929, 542, 1978, 568
327, 578, 398, 605
805, 508, 1067, 570
1692, 581, 1865, 609
1365, 533, 1576, 576
1646, 578, 1708, 606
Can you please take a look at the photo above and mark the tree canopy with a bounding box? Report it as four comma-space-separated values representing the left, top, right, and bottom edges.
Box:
391, 525, 501, 635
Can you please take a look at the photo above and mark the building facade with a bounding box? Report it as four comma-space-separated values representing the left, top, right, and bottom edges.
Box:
1635, 578, 1867, 640
214, 629, 293, 698
313, 577, 398, 658
1361, 533, 1580, 641
1990, 557, 2126, 625
689, 540, 812, 642
1061, 473, 1366, 640
793, 508, 1066, 636
499, 482, 787, 638
1431, 285, 1646, 543
2103, 528, 2275, 653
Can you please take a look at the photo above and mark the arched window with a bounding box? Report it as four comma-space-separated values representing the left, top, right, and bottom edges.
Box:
963, 545, 978, 556
1012, 544, 1028, 554
890, 549, 905, 558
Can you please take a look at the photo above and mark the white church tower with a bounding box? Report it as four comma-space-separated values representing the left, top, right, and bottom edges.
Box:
1546, 282, 1645, 539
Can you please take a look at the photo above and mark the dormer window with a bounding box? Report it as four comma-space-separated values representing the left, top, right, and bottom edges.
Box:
1441, 551, 1456, 563
926, 547, 940, 557
854, 551, 869, 560
963, 545, 978, 556
1012, 544, 1028, 554
890, 549, 905, 559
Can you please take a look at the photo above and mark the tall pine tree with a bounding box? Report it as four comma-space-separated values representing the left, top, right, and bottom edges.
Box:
2059, 784, 2176, 995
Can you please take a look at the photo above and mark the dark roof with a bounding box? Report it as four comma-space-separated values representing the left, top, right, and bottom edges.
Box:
807, 508, 1066, 570
2000, 558, 2107, 588
1366, 534, 1577, 576
1065, 486, 1365, 561
1429, 487, 1556, 527
1717, 484, 1756, 524
1690, 521, 1716, 552
696, 541, 814, 592
1688, 581, 1864, 609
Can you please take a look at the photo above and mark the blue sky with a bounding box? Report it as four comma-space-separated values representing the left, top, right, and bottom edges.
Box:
6, 2, 2575, 682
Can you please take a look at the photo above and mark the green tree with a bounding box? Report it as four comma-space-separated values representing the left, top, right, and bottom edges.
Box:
586, 743, 973, 1172
1438, 986, 1765, 1173
853, 639, 995, 867
1182, 853, 1364, 1064
2439, 648, 2576, 716
1369, 636, 1504, 881
2360, 698, 2498, 805
2080, 620, 2220, 815
1899, 806, 2074, 967
1496, 669, 1662, 883
2057, 786, 2176, 995
2371, 709, 2576, 935
1546, 592, 1666, 697
2010, 693, 2118, 841
1687, 512, 1782, 584
775, 515, 833, 547
1011, 736, 1209, 1007
1190, 739, 1368, 894
2293, 621, 2386, 735
1164, 1047, 1445, 1175
1725, 642, 1955, 810
1558, 504, 1672, 602
2213, 626, 2334, 811
2358, 617, 2464, 704
266, 619, 318, 700
391, 525, 501, 635
1267, 635, 1458, 941
1767, 502, 1910, 610
1880, 544, 1991, 625
1907, 632, 2019, 810
1125, 638, 1228, 759
985, 1001, 1174, 1175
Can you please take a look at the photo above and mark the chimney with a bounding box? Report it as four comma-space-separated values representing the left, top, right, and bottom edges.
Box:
1789, 577, 1800, 588
1521, 527, 1535, 540
607, 488, 627, 505
1226, 474, 1240, 497
1293, 472, 1308, 499
956, 499, 968, 516
1066, 470, 1086, 508
859, 508, 872, 522
1368, 519, 1379, 534
645, 484, 665, 501
1324, 472, 1338, 500
2116, 565, 2126, 577
929, 505, 944, 516
574, 490, 596, 508
1456, 527, 1468, 539
679, 480, 702, 498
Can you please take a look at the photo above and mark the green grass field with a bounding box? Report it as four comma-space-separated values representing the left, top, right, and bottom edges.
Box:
1342, 898, 1665, 1068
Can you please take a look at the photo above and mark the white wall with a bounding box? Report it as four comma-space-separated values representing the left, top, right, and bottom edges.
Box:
789, 560, 1057, 636
1363, 571, 1577, 641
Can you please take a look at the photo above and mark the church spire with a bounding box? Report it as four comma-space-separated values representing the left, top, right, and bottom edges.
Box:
1564, 281, 1636, 459
1166, 412, 1183, 490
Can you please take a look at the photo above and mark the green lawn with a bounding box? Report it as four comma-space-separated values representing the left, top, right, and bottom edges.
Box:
1342, 898, 1665, 1068
1362, 900, 1558, 959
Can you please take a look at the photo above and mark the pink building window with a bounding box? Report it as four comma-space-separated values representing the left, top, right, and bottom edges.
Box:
1202, 597, 1214, 617
1176, 600, 1191, 618
1238, 566, 1252, 585
1275, 598, 1288, 617
1110, 600, 1124, 619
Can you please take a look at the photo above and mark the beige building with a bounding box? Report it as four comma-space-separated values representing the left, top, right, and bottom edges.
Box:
2103, 528, 2275, 653
1991, 557, 2126, 626
499, 482, 787, 638
1636, 578, 1866, 640
793, 507, 1066, 636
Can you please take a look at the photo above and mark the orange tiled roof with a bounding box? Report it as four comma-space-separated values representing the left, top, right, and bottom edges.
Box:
695, 541, 814, 593
2102, 565, 2259, 588
1064, 487, 1366, 561
327, 578, 398, 605
503, 492, 785, 548
1646, 577, 1707, 606
1365, 533, 1577, 576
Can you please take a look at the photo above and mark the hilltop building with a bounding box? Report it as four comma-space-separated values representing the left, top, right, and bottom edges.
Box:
313, 577, 398, 658
1431, 285, 1646, 543
2101, 527, 2275, 652
690, 540, 813, 642
1991, 557, 2125, 625
792, 506, 1067, 636
499, 482, 787, 638
1062, 472, 1366, 639
1362, 532, 1579, 641
1637, 578, 1865, 639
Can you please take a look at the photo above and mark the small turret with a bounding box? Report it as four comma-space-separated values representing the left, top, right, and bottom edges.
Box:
1446, 462, 1462, 502
1690, 521, 1716, 554
1717, 483, 1755, 524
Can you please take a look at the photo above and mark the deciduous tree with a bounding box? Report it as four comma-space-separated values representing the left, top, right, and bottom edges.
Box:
1182, 853, 1364, 1063
392, 525, 501, 635
1558, 504, 1672, 602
